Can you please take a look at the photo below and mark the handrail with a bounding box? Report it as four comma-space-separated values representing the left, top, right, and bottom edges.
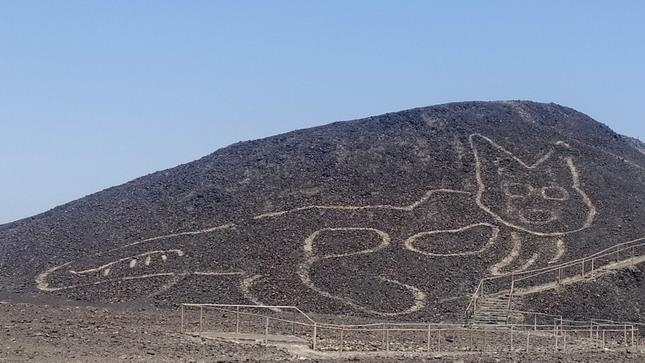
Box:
464, 279, 483, 319
182, 303, 317, 324
465, 238, 645, 317
484, 236, 645, 283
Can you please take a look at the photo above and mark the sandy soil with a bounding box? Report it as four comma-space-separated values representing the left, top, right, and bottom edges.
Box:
1, 295, 644, 362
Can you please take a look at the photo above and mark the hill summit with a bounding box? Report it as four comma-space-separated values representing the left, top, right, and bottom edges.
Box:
1, 101, 644, 322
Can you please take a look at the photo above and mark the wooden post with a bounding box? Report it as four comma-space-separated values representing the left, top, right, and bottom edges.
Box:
235, 306, 240, 334
563, 330, 567, 351
438, 329, 442, 352
534, 314, 537, 331
313, 323, 317, 351
199, 306, 203, 331
180, 304, 184, 332
581, 259, 585, 277
481, 329, 485, 353
510, 325, 514, 352
555, 322, 559, 349
526, 330, 530, 352
265, 317, 269, 344
427, 325, 431, 352
624, 325, 628, 346
386, 328, 390, 353
631, 326, 635, 347
591, 258, 595, 278
339, 329, 344, 352
602, 330, 605, 348
507, 274, 515, 324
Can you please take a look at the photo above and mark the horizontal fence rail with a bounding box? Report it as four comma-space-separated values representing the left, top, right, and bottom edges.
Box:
466, 238, 645, 323
179, 303, 641, 353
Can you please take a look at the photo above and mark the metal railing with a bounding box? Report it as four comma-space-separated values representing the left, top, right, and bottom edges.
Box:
180, 303, 640, 353
466, 237, 645, 323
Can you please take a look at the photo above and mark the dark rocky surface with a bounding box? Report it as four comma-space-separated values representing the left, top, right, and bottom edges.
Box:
522, 265, 645, 326
1, 100, 644, 323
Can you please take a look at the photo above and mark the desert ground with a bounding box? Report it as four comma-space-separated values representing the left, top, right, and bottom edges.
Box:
1, 293, 644, 362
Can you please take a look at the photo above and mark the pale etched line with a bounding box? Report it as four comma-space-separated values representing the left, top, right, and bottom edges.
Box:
303, 227, 391, 257
116, 223, 236, 251
565, 157, 597, 229
254, 189, 470, 220
37, 269, 243, 292
298, 228, 426, 316
512, 253, 539, 274
490, 233, 522, 276
548, 239, 566, 264
404, 223, 500, 257
470, 133, 596, 236
193, 271, 245, 276
240, 274, 282, 312
69, 250, 184, 275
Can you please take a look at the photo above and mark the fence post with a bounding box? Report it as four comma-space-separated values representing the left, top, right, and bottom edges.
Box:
386, 328, 390, 353
602, 330, 605, 348
199, 306, 203, 331
235, 306, 240, 334
563, 329, 567, 351
438, 329, 442, 352
481, 328, 485, 353
427, 324, 431, 352
554, 320, 558, 349
581, 258, 585, 277
265, 317, 269, 344
624, 325, 628, 346
510, 325, 514, 352
181, 304, 184, 332
631, 326, 635, 347
526, 330, 530, 352
507, 274, 515, 325
312, 323, 317, 351
340, 328, 344, 352
534, 314, 537, 331
591, 258, 595, 278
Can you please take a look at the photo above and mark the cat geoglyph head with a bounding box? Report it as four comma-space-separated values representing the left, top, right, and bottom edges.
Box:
470, 134, 596, 236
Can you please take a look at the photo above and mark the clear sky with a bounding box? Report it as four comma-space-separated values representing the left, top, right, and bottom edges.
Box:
1, 1, 644, 224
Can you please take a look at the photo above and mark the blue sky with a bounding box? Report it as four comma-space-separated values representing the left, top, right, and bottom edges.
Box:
1, 1, 644, 224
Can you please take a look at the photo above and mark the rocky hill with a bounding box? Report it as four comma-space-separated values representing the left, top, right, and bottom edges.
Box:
1, 101, 644, 322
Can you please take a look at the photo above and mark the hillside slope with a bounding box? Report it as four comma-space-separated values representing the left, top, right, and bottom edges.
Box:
1, 101, 644, 321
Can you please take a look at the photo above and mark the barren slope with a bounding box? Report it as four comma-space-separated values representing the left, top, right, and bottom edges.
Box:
1, 101, 644, 322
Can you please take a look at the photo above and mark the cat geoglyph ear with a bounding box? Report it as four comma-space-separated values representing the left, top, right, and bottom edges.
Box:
469, 133, 558, 171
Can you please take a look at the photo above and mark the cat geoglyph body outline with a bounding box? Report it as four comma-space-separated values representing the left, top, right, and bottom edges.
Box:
36, 133, 598, 316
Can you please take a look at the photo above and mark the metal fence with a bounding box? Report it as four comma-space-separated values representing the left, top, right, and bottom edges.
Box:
180, 303, 640, 353
466, 237, 645, 323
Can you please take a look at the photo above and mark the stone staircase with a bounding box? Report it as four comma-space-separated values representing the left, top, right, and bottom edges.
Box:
471, 292, 524, 326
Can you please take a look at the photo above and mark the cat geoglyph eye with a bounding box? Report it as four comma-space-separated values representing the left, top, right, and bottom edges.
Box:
541, 186, 570, 201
